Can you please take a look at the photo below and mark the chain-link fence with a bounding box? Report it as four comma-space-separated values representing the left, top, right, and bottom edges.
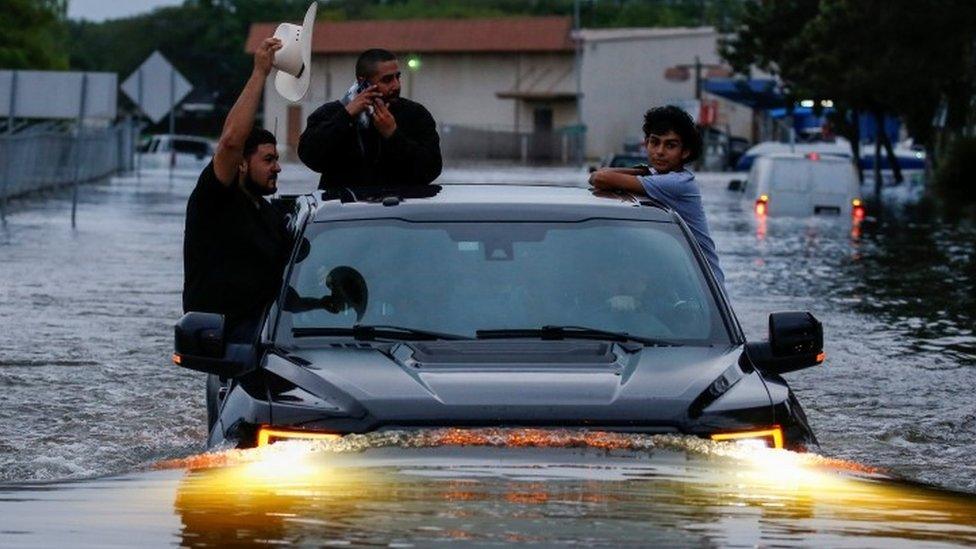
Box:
439, 124, 585, 164
0, 121, 137, 202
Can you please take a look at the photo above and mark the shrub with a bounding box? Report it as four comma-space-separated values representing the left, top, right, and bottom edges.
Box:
934, 136, 976, 213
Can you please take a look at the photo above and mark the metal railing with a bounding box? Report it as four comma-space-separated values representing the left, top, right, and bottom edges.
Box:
0, 120, 138, 222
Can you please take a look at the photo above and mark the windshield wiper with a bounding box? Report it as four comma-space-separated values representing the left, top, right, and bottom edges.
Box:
475, 325, 682, 347
292, 324, 472, 341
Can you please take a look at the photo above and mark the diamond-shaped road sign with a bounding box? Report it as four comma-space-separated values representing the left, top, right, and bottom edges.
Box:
121, 51, 192, 124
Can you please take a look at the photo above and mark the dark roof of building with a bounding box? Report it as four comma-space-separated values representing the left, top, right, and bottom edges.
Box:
309, 184, 674, 223
246, 16, 574, 54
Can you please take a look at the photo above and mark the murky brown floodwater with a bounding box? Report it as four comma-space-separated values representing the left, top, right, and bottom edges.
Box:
4, 431, 976, 547
0, 164, 974, 546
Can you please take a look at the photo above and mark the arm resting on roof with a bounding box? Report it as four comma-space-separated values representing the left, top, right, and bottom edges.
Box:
589, 169, 644, 194
383, 106, 442, 185
298, 102, 356, 173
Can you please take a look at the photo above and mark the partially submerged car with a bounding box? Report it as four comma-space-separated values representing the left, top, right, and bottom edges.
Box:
737, 153, 865, 218
138, 134, 215, 170
174, 184, 824, 451
589, 153, 647, 173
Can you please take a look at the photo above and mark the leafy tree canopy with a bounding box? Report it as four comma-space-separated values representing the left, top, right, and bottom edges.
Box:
721, 0, 976, 147
0, 0, 69, 69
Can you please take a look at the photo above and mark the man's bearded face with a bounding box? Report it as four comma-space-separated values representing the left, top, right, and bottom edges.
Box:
367, 60, 402, 104
244, 143, 280, 196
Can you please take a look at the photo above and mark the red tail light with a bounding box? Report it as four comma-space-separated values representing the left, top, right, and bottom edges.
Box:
755, 194, 769, 216
852, 198, 865, 220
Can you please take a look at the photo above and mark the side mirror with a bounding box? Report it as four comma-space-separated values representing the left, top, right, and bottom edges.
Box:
746, 312, 824, 375
727, 179, 743, 191
173, 312, 256, 377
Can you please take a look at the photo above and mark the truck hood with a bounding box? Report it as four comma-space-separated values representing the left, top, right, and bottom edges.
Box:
264, 340, 772, 431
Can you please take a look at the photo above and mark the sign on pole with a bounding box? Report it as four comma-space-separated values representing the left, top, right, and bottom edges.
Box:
121, 51, 192, 124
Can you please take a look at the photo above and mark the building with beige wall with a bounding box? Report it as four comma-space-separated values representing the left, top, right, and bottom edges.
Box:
246, 17, 755, 161
579, 27, 753, 158
247, 17, 577, 159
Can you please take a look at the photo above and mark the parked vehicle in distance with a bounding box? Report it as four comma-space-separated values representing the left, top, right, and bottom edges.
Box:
588, 153, 647, 173
173, 184, 824, 452
734, 139, 852, 172
737, 153, 864, 218
138, 134, 215, 170
735, 138, 926, 182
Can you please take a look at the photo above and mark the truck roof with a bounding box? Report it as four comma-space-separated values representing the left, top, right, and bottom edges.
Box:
309, 183, 677, 223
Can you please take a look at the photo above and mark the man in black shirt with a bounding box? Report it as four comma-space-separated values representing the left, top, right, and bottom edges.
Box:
183, 37, 292, 343
298, 48, 442, 189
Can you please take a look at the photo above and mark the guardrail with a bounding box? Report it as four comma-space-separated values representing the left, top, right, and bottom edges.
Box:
0, 120, 138, 223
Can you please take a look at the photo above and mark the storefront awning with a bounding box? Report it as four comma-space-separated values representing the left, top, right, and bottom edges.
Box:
702, 78, 784, 109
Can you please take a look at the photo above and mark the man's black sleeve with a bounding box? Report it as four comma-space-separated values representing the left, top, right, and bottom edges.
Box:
192, 161, 235, 211
298, 101, 355, 173
385, 104, 442, 185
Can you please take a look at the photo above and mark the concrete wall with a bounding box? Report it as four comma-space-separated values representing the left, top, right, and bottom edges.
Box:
579, 28, 723, 158
264, 51, 578, 158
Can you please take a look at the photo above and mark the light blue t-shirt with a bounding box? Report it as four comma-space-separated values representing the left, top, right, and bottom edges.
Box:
637, 168, 725, 286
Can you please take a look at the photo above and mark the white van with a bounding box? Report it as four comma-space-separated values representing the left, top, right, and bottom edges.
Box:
741, 153, 864, 218
137, 134, 215, 170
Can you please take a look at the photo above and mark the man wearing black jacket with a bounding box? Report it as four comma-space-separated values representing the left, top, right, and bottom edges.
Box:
298, 48, 442, 189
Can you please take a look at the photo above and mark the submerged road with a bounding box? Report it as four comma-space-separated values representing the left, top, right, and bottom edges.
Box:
0, 163, 974, 544
3, 441, 976, 546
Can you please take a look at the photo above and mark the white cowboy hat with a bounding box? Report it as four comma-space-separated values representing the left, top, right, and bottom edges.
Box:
272, 2, 317, 102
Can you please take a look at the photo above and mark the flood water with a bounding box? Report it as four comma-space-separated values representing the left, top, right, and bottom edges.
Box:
0, 163, 974, 545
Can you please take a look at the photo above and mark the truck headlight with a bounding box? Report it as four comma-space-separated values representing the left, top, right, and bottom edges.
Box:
711, 426, 784, 449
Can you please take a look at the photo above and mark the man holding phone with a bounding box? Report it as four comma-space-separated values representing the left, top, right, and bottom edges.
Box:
298, 48, 442, 189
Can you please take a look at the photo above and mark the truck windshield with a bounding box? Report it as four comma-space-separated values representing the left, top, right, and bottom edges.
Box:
279, 219, 729, 345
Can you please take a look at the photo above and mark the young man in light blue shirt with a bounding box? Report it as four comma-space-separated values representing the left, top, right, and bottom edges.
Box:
589, 105, 725, 287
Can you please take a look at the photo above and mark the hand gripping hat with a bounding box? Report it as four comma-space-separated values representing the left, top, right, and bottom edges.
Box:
272, 2, 317, 102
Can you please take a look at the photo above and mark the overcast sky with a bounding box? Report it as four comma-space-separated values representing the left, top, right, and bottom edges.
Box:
68, 0, 183, 22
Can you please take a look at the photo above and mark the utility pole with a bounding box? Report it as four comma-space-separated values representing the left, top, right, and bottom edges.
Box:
573, 0, 585, 165
1, 70, 18, 223
674, 57, 724, 101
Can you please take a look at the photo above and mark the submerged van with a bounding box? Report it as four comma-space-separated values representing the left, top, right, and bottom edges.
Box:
138, 134, 215, 170
741, 153, 864, 218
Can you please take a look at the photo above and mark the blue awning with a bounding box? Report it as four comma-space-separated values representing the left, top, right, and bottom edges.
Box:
702, 78, 784, 109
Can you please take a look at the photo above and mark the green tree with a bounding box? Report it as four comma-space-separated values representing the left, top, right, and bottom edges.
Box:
0, 0, 69, 69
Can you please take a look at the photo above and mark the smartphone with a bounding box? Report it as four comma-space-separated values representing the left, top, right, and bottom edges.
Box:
356, 80, 375, 116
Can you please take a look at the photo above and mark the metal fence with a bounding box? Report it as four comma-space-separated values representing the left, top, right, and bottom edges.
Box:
0, 121, 137, 203
439, 124, 585, 164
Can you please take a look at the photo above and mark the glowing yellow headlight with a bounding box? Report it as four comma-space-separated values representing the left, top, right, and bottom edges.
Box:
256, 427, 342, 447
711, 426, 784, 449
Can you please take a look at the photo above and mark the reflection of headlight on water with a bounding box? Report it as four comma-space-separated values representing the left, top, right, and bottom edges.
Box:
237, 442, 322, 483
166, 430, 976, 546
734, 446, 856, 493
159, 428, 882, 489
